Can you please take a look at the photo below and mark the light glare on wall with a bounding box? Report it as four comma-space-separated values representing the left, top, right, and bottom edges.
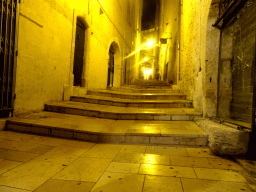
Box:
147, 40, 154, 47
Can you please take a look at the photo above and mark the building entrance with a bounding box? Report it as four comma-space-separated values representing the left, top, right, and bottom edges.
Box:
73, 18, 85, 86
107, 45, 115, 87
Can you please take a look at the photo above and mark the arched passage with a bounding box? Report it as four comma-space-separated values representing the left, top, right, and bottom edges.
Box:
107, 41, 121, 88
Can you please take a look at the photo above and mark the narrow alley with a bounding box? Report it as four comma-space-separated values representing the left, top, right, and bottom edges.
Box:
0, 0, 256, 191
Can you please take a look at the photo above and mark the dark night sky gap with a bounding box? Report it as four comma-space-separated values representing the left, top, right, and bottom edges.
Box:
142, 0, 157, 30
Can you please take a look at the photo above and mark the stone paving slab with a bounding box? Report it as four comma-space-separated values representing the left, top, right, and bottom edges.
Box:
0, 131, 254, 192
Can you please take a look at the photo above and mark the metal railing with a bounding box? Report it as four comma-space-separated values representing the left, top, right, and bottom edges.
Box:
0, 0, 17, 114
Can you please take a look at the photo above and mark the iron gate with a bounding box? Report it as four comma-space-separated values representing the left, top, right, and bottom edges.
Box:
0, 0, 17, 116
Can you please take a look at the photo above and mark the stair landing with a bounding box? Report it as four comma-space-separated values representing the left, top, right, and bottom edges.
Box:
6, 112, 207, 146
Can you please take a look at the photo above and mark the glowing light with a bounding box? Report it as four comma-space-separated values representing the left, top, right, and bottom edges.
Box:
144, 58, 148, 61
124, 48, 141, 59
147, 40, 154, 47
124, 42, 160, 60
143, 69, 152, 75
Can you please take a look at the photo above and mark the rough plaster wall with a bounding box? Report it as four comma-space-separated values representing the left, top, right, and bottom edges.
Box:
203, 4, 220, 117
180, 0, 211, 112
87, 0, 137, 90
15, 0, 73, 114
15, 0, 141, 114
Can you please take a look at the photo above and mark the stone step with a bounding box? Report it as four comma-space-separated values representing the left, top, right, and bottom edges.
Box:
108, 87, 179, 93
87, 90, 186, 100
133, 80, 170, 86
131, 85, 171, 88
71, 95, 193, 108
44, 101, 202, 121
5, 111, 208, 146
130, 84, 171, 88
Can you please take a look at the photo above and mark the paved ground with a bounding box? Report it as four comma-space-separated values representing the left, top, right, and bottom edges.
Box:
0, 131, 254, 192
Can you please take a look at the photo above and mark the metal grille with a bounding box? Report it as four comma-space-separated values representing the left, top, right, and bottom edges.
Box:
0, 0, 17, 113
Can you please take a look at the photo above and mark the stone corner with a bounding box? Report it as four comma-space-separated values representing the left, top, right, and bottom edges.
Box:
194, 118, 250, 156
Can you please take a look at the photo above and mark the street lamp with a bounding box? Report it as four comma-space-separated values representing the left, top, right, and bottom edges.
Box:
147, 40, 154, 47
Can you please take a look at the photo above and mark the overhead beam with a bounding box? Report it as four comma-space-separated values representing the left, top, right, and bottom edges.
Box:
212, 0, 248, 29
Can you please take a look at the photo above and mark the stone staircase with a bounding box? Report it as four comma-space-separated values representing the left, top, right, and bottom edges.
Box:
5, 81, 207, 146
132, 79, 171, 88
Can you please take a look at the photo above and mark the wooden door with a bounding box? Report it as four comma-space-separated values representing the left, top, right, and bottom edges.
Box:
73, 19, 85, 86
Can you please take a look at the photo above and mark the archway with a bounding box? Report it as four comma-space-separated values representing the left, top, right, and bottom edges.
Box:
107, 41, 121, 87
73, 18, 86, 86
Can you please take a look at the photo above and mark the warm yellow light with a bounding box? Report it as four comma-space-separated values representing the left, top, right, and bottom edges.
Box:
143, 69, 152, 75
147, 40, 154, 47
144, 58, 148, 61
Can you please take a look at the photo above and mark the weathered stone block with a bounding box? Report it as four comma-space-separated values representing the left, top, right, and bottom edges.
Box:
172, 115, 190, 121
195, 118, 250, 156
125, 136, 149, 144
150, 136, 179, 145
74, 132, 99, 142
0, 119, 6, 131
118, 114, 136, 120
6, 123, 27, 132
98, 135, 125, 144
52, 128, 74, 139
154, 115, 171, 121
27, 125, 50, 135
63, 85, 72, 101
136, 114, 154, 120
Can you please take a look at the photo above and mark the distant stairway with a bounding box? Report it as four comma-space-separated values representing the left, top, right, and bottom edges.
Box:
131, 79, 171, 88
5, 81, 207, 146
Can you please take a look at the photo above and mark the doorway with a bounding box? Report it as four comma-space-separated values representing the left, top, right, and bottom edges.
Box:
73, 18, 85, 86
107, 45, 115, 87
164, 62, 168, 81
0, 0, 18, 117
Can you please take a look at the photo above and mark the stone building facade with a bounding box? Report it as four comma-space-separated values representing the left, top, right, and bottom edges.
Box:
9, 0, 143, 114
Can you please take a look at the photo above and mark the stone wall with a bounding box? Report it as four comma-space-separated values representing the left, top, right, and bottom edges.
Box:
179, 0, 212, 113
217, 27, 233, 118
159, 0, 180, 85
14, 0, 142, 114
203, 3, 220, 117
15, 0, 74, 114
217, 1, 256, 122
